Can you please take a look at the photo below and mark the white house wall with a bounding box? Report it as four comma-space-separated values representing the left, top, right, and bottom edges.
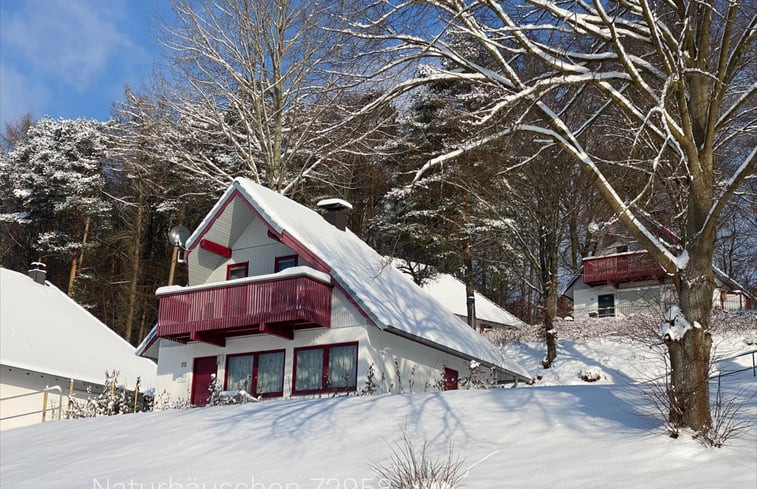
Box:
0, 365, 97, 431
572, 281, 673, 319
155, 323, 485, 407
155, 326, 368, 405
361, 327, 482, 393
571, 279, 747, 317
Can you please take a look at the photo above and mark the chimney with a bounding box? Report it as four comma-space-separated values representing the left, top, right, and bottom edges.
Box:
316, 198, 352, 231
28, 262, 47, 285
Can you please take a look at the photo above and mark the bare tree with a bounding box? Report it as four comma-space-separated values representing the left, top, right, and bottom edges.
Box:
357, 0, 756, 434
155, 0, 383, 194
1, 112, 34, 153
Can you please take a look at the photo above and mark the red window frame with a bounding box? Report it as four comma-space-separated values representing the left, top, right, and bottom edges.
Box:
224, 349, 285, 398
291, 342, 358, 395
274, 255, 299, 272
226, 262, 249, 280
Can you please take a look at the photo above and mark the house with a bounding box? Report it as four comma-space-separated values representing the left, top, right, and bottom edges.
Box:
393, 260, 526, 331
562, 228, 752, 319
140, 178, 529, 407
0, 265, 157, 430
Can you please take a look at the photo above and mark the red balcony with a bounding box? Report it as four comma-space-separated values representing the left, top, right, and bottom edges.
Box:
156, 271, 332, 345
583, 251, 667, 286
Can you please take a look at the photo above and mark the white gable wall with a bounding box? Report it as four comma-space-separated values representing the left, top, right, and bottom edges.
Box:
189, 216, 309, 286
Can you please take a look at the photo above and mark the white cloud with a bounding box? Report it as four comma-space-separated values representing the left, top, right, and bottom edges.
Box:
0, 63, 50, 125
0, 0, 148, 91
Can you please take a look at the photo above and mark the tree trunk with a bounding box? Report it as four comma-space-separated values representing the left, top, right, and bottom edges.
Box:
463, 240, 477, 329
124, 202, 145, 344
541, 255, 559, 369
667, 240, 715, 432
67, 216, 91, 297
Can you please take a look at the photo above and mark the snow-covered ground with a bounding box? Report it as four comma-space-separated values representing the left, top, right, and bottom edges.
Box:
1, 332, 755, 489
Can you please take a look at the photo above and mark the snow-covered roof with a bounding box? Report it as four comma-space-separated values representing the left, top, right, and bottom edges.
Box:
0, 268, 156, 388
185, 178, 529, 380
392, 260, 525, 328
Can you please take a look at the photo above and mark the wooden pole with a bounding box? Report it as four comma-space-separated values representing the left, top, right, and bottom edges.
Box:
168, 246, 179, 286
133, 377, 140, 413
41, 391, 49, 422
67, 379, 74, 418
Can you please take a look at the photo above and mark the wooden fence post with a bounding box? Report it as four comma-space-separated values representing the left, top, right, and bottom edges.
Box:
67, 379, 74, 418
133, 377, 140, 413
41, 391, 49, 422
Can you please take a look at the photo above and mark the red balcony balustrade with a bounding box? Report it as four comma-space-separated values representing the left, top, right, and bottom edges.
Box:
583, 251, 667, 286
156, 271, 332, 343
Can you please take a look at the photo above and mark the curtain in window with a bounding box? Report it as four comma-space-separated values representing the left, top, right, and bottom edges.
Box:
257, 351, 284, 394
295, 349, 323, 391
227, 355, 253, 393
328, 345, 357, 388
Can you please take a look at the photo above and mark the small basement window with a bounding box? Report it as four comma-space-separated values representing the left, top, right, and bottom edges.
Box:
275, 255, 298, 272
292, 342, 358, 395
597, 294, 615, 318
226, 262, 249, 280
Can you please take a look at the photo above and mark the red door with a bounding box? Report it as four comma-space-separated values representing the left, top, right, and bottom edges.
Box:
191, 356, 218, 406
444, 368, 459, 391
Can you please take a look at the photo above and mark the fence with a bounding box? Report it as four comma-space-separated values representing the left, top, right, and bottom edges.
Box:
710, 350, 757, 380
0, 385, 63, 425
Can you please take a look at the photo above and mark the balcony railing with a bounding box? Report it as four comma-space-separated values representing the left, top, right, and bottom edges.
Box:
156, 271, 332, 342
583, 251, 667, 285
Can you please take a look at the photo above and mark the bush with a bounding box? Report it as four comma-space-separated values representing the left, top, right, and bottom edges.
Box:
370, 427, 465, 489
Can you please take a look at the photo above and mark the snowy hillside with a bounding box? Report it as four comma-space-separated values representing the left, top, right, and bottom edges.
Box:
1, 334, 755, 489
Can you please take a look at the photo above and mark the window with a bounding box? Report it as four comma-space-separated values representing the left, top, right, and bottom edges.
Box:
226, 262, 249, 280
275, 255, 298, 272
224, 350, 285, 397
597, 294, 615, 318
292, 342, 358, 395
616, 245, 628, 253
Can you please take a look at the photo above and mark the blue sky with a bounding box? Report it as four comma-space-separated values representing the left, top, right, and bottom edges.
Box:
0, 0, 170, 129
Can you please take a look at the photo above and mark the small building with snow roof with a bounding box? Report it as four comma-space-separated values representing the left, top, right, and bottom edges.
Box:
0, 266, 157, 430
392, 260, 526, 332
143, 178, 529, 406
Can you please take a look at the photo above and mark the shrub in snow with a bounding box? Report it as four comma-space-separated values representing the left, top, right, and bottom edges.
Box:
68, 370, 150, 418
362, 363, 389, 395
207, 374, 224, 406
579, 368, 602, 383
153, 390, 190, 411
215, 390, 259, 405
460, 360, 496, 389
697, 377, 753, 448
370, 427, 465, 489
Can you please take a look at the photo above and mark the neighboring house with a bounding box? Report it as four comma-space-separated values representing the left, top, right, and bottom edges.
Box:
562, 228, 752, 319
0, 265, 157, 430
393, 261, 526, 331
139, 178, 529, 407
